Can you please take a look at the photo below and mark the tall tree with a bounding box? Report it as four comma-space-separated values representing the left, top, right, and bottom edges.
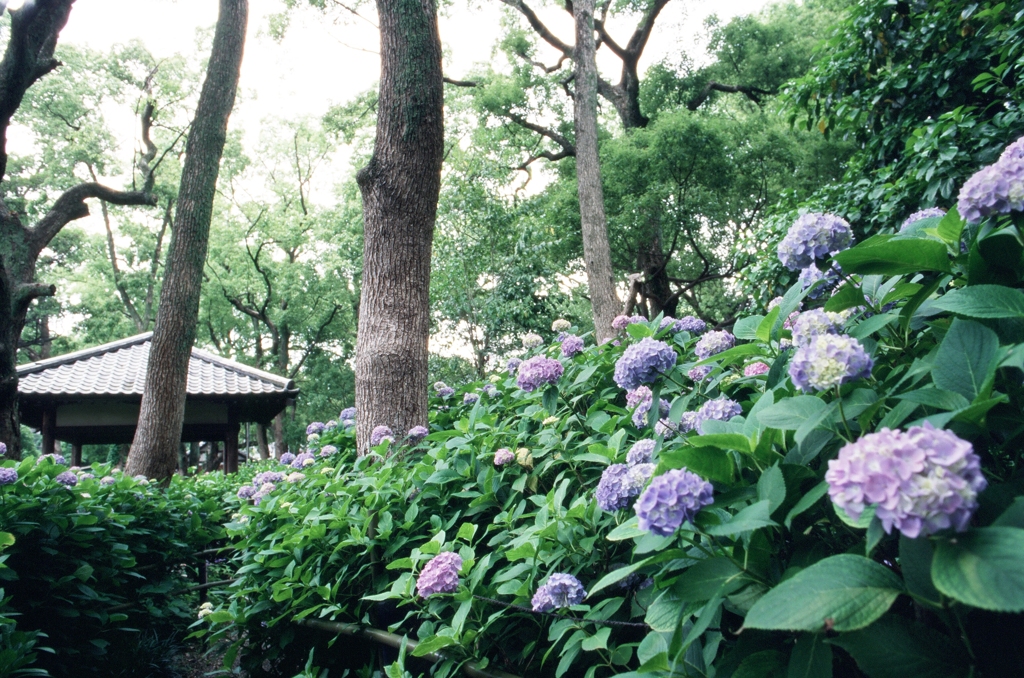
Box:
0, 2, 158, 458
354, 0, 443, 452
573, 0, 618, 342
126, 0, 248, 478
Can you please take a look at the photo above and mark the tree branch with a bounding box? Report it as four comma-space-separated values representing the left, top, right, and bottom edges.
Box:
443, 76, 478, 87
29, 183, 157, 256
498, 0, 573, 57
687, 81, 775, 110
507, 113, 576, 156
14, 282, 55, 316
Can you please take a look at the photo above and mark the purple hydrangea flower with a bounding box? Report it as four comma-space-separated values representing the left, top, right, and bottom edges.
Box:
777, 213, 854, 270
291, 453, 315, 469
696, 398, 742, 432
694, 331, 735, 360
627, 439, 656, 466
253, 471, 286, 486
237, 485, 256, 499
464, 392, 480, 405
612, 315, 631, 331
634, 468, 713, 536
437, 386, 455, 399
688, 365, 713, 382
516, 356, 564, 392
55, 471, 78, 487
0, 442, 6, 457
483, 383, 498, 398
37, 453, 67, 466
999, 135, 1024, 162
957, 156, 1024, 224
416, 552, 463, 597
408, 426, 429, 442
767, 296, 785, 311
613, 338, 678, 390
506, 358, 522, 375
789, 334, 873, 392
433, 381, 448, 392
0, 467, 17, 486
596, 463, 655, 511
339, 407, 357, 422
744, 362, 770, 377
78, 472, 95, 481
625, 386, 652, 409
632, 396, 669, 429
798, 263, 841, 300
370, 425, 394, 446
319, 445, 338, 457
306, 422, 326, 436
675, 316, 707, 334
791, 309, 842, 345
561, 334, 585, 358
494, 448, 514, 466
679, 411, 700, 433
826, 423, 987, 538
900, 207, 947, 232
523, 333, 543, 349
279, 452, 296, 465
100, 476, 115, 486
531, 573, 587, 612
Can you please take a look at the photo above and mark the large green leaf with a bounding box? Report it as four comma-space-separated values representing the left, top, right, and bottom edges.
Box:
705, 500, 777, 537
833, 235, 951, 275
660, 446, 735, 483
673, 556, 747, 602
931, 527, 1024, 611
744, 555, 903, 632
931, 319, 999, 402
757, 396, 828, 431
931, 285, 1024, 319
828, 615, 969, 678
787, 633, 832, 678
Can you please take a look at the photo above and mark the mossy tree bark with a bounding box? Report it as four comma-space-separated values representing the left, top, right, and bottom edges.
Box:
354, 0, 444, 453
0, 0, 158, 459
126, 0, 248, 479
573, 0, 619, 343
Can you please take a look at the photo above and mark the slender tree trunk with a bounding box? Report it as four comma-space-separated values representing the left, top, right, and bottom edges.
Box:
353, 0, 444, 453
272, 413, 286, 458
573, 0, 619, 344
638, 228, 676, 317
126, 0, 247, 479
256, 423, 270, 459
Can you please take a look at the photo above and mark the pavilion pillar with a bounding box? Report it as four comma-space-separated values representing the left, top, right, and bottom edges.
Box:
41, 408, 56, 456
71, 443, 82, 466
224, 411, 240, 474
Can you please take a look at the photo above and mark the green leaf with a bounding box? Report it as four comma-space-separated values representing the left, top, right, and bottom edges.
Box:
743, 554, 904, 632
785, 481, 829, 529
848, 313, 897, 340
758, 396, 828, 431
705, 500, 777, 537
205, 610, 234, 623
894, 388, 970, 411
898, 535, 940, 606
824, 283, 866, 313
588, 556, 654, 597
931, 527, 1024, 611
787, 633, 833, 678
456, 523, 477, 542
645, 590, 684, 632
936, 207, 964, 246
411, 634, 457, 656
673, 557, 747, 602
606, 517, 647, 542
0, 532, 15, 548
931, 285, 1024, 319
828, 615, 969, 678
758, 464, 786, 514
626, 323, 653, 340
993, 497, 1024, 528
833, 235, 951, 275
660, 446, 735, 483
688, 433, 752, 454
734, 315, 764, 340
694, 343, 763, 367
757, 306, 781, 343
932, 319, 999, 402
542, 385, 559, 415
581, 627, 611, 652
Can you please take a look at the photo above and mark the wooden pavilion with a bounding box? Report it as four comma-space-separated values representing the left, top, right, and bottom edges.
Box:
17, 333, 298, 472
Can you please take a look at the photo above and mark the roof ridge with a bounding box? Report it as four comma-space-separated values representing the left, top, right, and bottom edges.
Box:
189, 345, 295, 389
16, 332, 154, 377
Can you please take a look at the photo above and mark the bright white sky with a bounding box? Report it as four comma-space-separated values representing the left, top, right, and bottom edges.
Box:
59, 0, 773, 157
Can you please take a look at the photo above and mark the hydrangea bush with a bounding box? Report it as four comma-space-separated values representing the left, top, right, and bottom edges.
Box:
201, 141, 1024, 678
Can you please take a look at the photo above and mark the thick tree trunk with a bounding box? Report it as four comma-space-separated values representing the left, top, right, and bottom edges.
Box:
256, 423, 270, 459
638, 229, 677, 318
353, 0, 444, 454
573, 0, 619, 344
126, 0, 247, 479
272, 413, 287, 458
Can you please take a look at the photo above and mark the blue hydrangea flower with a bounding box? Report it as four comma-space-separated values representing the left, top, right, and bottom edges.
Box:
37, 453, 66, 466
777, 213, 853, 270
696, 398, 742, 432
464, 392, 479, 405
408, 426, 429, 442
634, 468, 714, 536
614, 338, 678, 390
370, 426, 394, 446
516, 356, 564, 392
483, 383, 498, 398
339, 407, 357, 421
675, 316, 707, 334
958, 157, 1024, 224
237, 485, 256, 499
679, 411, 700, 433
416, 552, 463, 597
531, 573, 587, 612
694, 330, 735, 360
596, 463, 654, 511
100, 476, 116, 486
561, 334, 585, 358
506, 358, 522, 375
253, 471, 285, 486
437, 386, 455, 399
798, 263, 841, 300
789, 334, 873, 392
55, 471, 78, 487
306, 422, 325, 436
319, 445, 338, 457
291, 452, 315, 468
494, 448, 514, 466
632, 396, 669, 429
1000, 135, 1024, 163
900, 207, 947, 232
688, 365, 712, 382
279, 452, 296, 465
826, 423, 987, 538
627, 439, 656, 466
0, 442, 6, 457
791, 309, 842, 345
0, 467, 17, 485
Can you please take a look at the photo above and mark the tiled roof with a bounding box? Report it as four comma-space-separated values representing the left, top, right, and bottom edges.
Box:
17, 333, 296, 397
